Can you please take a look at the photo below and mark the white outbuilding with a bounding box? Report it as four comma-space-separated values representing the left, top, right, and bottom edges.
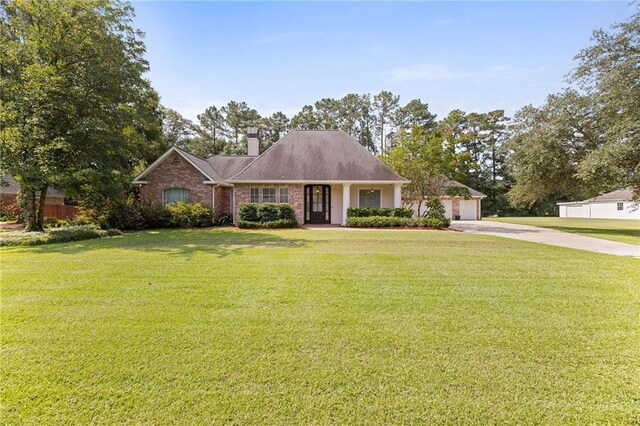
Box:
557, 188, 639, 219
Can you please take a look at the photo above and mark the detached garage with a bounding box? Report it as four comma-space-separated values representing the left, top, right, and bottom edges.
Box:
557, 188, 639, 219
410, 181, 485, 220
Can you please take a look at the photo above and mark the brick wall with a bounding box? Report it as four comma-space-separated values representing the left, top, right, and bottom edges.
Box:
452, 198, 460, 219
139, 152, 213, 208
233, 184, 304, 224
214, 186, 233, 217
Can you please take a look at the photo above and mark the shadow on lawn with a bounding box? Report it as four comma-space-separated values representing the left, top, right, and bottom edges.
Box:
14, 228, 309, 258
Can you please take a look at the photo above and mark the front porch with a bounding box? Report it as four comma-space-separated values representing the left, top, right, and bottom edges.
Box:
303, 183, 403, 226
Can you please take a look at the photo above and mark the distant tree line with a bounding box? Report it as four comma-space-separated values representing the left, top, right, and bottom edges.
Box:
164, 95, 518, 215
162, 92, 436, 157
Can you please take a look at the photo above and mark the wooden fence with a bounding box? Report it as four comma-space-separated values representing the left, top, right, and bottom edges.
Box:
43, 204, 78, 219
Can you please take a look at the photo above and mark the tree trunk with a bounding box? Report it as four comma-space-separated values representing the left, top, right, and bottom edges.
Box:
18, 189, 39, 232
36, 184, 48, 231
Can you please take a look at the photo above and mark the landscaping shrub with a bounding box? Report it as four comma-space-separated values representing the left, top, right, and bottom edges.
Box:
0, 203, 19, 221
346, 216, 449, 229
0, 225, 121, 247
256, 203, 280, 222
138, 202, 172, 228
238, 203, 296, 224
166, 202, 213, 228
44, 217, 100, 229
104, 198, 145, 230
347, 207, 413, 218
213, 213, 233, 226
238, 203, 259, 222
43, 217, 64, 228
424, 197, 447, 221
237, 219, 298, 229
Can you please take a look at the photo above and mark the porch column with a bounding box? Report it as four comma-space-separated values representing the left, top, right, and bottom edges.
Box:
342, 183, 351, 226
393, 183, 402, 208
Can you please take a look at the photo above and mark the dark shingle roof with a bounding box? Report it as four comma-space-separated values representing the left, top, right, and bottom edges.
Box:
229, 130, 407, 182
207, 156, 256, 181
587, 188, 634, 202
174, 147, 225, 183
444, 180, 486, 197
1, 174, 66, 197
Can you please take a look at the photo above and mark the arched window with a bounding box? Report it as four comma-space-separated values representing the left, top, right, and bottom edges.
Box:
162, 188, 191, 206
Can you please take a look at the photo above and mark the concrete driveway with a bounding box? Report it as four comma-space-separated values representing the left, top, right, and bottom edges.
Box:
450, 220, 640, 258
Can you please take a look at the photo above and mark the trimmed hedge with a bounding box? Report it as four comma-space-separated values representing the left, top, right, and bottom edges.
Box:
0, 225, 121, 247
346, 216, 449, 229
347, 207, 413, 218
238, 203, 296, 223
237, 219, 298, 229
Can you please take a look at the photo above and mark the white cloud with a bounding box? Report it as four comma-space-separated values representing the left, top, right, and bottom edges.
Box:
385, 63, 545, 82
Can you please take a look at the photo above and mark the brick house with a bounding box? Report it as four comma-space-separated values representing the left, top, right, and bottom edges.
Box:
133, 129, 484, 225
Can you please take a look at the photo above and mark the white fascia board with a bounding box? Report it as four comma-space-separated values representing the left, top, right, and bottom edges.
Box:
556, 201, 587, 205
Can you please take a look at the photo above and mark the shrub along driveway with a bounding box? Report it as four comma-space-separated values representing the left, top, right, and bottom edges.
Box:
2, 229, 639, 423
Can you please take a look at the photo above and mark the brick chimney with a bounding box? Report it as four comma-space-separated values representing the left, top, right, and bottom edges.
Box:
247, 127, 259, 156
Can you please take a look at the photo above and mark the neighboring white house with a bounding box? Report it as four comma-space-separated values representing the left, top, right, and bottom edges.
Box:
557, 188, 639, 219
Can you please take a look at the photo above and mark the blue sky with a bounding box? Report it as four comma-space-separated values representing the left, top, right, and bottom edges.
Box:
132, 1, 633, 122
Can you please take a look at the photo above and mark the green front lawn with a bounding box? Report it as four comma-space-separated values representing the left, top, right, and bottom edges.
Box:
2, 229, 639, 423
487, 217, 640, 245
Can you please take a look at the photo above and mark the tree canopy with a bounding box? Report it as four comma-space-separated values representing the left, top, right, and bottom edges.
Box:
508, 10, 639, 206
0, 0, 163, 230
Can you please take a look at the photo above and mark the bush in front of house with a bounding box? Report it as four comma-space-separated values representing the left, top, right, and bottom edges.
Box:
347, 207, 413, 218
237, 219, 298, 229
165, 202, 213, 228
138, 202, 172, 228
423, 197, 447, 221
103, 198, 146, 230
213, 213, 233, 226
237, 202, 297, 228
346, 216, 449, 229
0, 225, 121, 247
95, 199, 214, 230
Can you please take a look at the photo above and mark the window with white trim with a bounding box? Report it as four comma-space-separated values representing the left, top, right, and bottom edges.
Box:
162, 188, 190, 206
279, 187, 289, 203
263, 187, 276, 203
617, 202, 624, 211
359, 189, 381, 208
250, 187, 260, 203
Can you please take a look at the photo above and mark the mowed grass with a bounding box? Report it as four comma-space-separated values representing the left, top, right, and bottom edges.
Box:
487, 216, 640, 245
2, 228, 639, 424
